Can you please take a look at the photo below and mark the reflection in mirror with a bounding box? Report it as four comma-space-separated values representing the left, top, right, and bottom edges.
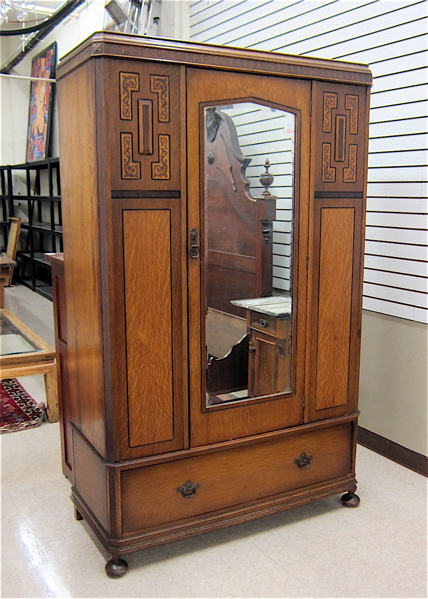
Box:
204, 102, 296, 407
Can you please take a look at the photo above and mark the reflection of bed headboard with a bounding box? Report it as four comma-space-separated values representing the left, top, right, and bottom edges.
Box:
205, 108, 276, 317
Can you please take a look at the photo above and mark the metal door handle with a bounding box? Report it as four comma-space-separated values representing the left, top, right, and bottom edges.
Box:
190, 228, 200, 259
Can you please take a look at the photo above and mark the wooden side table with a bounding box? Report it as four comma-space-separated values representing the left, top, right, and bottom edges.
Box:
231, 296, 292, 397
0, 308, 58, 422
0, 256, 17, 308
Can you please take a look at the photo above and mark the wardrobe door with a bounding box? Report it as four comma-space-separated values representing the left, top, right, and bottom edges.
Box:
100, 59, 188, 460
187, 68, 311, 447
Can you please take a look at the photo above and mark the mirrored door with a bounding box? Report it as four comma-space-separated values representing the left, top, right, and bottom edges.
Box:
204, 102, 295, 407
187, 68, 311, 446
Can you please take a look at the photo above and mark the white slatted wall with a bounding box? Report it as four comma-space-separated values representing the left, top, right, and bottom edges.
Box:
190, 0, 428, 323
219, 103, 295, 292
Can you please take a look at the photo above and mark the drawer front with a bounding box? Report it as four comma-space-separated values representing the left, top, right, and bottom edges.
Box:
250, 311, 278, 335
120, 423, 353, 535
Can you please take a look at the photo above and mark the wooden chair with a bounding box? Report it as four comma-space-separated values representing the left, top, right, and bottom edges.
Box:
4, 217, 21, 286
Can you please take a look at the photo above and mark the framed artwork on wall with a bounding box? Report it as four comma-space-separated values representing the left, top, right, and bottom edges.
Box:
26, 42, 57, 162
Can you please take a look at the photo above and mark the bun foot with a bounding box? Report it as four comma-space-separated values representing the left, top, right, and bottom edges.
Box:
105, 557, 128, 578
341, 491, 360, 507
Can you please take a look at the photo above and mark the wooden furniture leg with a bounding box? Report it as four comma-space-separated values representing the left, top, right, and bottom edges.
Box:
44, 365, 59, 423
105, 556, 128, 578
341, 491, 361, 507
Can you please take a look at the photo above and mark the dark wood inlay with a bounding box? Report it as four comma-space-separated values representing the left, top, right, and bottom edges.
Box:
112, 190, 180, 199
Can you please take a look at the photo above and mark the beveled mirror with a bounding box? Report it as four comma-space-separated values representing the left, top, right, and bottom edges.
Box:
203, 101, 296, 407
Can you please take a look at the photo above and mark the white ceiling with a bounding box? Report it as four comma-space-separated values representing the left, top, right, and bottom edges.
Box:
0, 1, 76, 72
0, 1, 64, 31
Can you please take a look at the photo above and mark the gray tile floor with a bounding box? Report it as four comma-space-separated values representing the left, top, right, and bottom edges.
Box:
1, 285, 427, 598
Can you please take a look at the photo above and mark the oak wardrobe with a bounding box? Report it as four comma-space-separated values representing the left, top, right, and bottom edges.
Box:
55, 32, 371, 576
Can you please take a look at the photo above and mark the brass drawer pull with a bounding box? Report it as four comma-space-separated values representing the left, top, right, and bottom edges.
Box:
294, 453, 313, 469
177, 480, 200, 498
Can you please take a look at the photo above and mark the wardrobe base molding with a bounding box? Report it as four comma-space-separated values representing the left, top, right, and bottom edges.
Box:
71, 473, 357, 557
70, 418, 359, 567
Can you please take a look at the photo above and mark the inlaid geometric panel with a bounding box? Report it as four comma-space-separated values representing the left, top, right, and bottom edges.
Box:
322, 92, 337, 133
152, 134, 170, 180
112, 62, 180, 190
120, 72, 140, 120
322, 143, 336, 182
121, 132, 141, 179
314, 82, 366, 192
321, 91, 359, 184
150, 75, 170, 123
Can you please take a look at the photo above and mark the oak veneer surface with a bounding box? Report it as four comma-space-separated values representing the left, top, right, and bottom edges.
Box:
120, 422, 353, 534
123, 209, 174, 448
316, 207, 354, 410
58, 60, 106, 457
73, 429, 109, 532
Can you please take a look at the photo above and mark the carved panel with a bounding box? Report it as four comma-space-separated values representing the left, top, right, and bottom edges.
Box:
120, 72, 140, 120
150, 75, 170, 123
345, 95, 359, 134
323, 92, 338, 133
343, 145, 357, 183
315, 83, 367, 191
121, 133, 141, 179
152, 134, 170, 180
111, 62, 180, 190
322, 144, 336, 183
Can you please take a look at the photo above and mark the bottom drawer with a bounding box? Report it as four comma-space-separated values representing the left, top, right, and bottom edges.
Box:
121, 423, 353, 535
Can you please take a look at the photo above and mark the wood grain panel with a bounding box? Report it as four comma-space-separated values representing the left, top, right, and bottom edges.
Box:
72, 428, 108, 533
123, 209, 174, 447
57, 60, 106, 458
315, 208, 354, 410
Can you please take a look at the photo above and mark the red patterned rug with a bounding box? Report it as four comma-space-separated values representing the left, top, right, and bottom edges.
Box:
0, 378, 45, 434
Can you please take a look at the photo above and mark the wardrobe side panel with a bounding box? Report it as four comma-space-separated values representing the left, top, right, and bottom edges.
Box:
307, 81, 368, 422
58, 61, 106, 457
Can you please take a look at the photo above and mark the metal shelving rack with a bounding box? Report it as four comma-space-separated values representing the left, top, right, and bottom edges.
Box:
2, 157, 62, 299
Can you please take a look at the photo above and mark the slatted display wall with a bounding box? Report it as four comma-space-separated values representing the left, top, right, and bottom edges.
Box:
190, 0, 428, 323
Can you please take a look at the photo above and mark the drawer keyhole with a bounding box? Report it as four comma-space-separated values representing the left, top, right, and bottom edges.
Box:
177, 480, 200, 499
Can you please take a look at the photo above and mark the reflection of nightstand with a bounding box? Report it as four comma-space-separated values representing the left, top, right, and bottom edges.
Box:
231, 297, 291, 397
